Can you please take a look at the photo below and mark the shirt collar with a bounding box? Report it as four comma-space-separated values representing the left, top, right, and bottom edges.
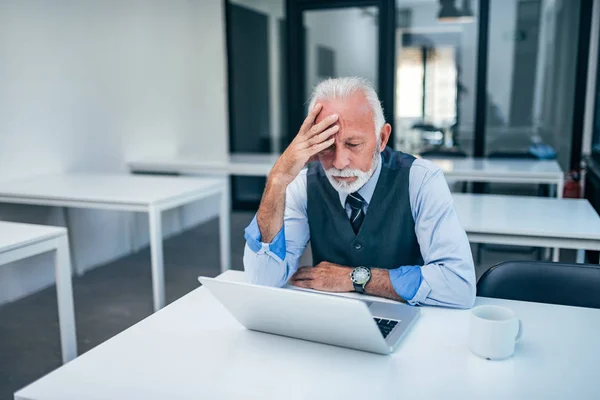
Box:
337, 153, 383, 208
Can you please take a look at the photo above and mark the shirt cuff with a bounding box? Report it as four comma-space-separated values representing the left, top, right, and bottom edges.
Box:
407, 274, 432, 305
388, 266, 424, 303
244, 215, 286, 261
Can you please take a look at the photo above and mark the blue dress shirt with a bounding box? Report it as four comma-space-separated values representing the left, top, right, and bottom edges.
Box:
243, 155, 476, 308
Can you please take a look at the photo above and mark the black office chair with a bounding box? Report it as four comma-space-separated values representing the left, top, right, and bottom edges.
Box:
477, 261, 600, 309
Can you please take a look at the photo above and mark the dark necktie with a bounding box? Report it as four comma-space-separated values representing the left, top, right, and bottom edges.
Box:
345, 192, 365, 234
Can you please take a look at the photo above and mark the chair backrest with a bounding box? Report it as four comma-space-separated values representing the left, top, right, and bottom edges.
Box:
477, 261, 600, 309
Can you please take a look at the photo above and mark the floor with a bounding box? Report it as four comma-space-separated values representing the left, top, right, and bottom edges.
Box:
0, 213, 251, 400
0, 210, 574, 399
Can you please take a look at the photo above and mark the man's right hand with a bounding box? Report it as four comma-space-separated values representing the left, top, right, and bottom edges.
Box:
269, 103, 339, 187
256, 104, 338, 243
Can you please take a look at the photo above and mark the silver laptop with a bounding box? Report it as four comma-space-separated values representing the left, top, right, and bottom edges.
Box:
198, 276, 420, 355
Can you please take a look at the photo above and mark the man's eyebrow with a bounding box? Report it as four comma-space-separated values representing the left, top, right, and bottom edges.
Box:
343, 136, 364, 141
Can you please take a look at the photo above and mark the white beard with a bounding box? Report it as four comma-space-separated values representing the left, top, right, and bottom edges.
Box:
325, 147, 380, 194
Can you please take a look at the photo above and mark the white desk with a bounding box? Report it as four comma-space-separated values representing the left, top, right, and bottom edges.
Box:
128, 153, 280, 177
128, 154, 589, 261
0, 174, 230, 311
15, 270, 600, 399
0, 221, 75, 364
128, 154, 564, 193
429, 157, 564, 197
453, 193, 600, 262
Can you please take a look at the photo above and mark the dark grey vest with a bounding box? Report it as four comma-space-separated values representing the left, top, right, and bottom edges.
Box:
307, 147, 424, 269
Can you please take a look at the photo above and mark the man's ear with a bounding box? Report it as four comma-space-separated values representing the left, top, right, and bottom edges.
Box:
378, 123, 392, 151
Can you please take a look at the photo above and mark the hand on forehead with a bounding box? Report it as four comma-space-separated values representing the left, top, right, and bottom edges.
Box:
313, 93, 374, 138
314, 92, 371, 120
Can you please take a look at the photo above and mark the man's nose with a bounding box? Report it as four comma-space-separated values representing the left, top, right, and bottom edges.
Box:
332, 146, 350, 170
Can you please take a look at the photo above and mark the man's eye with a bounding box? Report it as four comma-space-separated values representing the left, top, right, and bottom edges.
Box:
347, 143, 360, 148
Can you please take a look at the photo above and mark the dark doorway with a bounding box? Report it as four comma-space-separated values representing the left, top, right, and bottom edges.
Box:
227, 3, 271, 209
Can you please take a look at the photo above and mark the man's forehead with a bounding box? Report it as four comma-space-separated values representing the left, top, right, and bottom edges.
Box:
315, 94, 372, 124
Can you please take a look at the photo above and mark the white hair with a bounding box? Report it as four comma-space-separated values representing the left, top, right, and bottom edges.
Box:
307, 77, 386, 138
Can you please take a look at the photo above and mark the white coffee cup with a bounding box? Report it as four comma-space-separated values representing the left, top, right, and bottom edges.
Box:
469, 305, 522, 360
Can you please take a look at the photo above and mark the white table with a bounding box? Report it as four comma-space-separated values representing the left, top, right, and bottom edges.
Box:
128, 155, 575, 258
453, 193, 600, 262
0, 174, 230, 311
15, 270, 600, 400
128, 155, 589, 261
128, 154, 564, 193
128, 153, 280, 177
429, 157, 564, 197
0, 221, 76, 364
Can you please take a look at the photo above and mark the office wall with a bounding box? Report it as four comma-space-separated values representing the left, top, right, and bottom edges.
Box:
0, 0, 228, 304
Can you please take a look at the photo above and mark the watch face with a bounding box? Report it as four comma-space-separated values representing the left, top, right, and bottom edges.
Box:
352, 267, 371, 285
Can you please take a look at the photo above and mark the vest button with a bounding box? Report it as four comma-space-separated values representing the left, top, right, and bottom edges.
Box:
354, 242, 362, 250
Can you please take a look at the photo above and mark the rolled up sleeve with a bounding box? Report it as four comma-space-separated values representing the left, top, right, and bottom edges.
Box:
243, 172, 310, 287
244, 215, 286, 262
388, 266, 423, 303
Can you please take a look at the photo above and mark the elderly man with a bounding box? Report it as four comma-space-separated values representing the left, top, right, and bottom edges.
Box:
243, 77, 475, 308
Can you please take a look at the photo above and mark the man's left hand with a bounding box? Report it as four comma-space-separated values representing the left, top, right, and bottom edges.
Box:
289, 262, 354, 292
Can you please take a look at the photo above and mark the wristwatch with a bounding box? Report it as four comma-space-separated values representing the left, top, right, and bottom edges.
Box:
350, 266, 371, 294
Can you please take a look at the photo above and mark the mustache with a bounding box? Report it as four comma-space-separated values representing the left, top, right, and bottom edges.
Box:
326, 168, 365, 177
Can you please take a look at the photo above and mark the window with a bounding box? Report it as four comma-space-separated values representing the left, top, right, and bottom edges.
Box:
396, 45, 459, 152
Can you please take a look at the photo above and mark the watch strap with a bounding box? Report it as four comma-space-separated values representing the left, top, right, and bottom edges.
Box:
353, 281, 365, 294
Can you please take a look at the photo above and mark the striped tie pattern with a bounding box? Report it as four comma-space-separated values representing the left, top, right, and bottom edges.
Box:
345, 192, 365, 234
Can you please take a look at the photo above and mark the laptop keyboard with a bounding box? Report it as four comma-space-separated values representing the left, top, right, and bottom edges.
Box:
374, 318, 399, 338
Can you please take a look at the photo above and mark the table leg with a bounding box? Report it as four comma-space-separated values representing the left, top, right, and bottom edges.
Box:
219, 181, 231, 273
556, 180, 564, 199
62, 207, 80, 276
552, 180, 565, 262
552, 248, 560, 262
54, 235, 77, 363
178, 207, 185, 231
129, 213, 137, 254
576, 249, 585, 264
148, 207, 165, 311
